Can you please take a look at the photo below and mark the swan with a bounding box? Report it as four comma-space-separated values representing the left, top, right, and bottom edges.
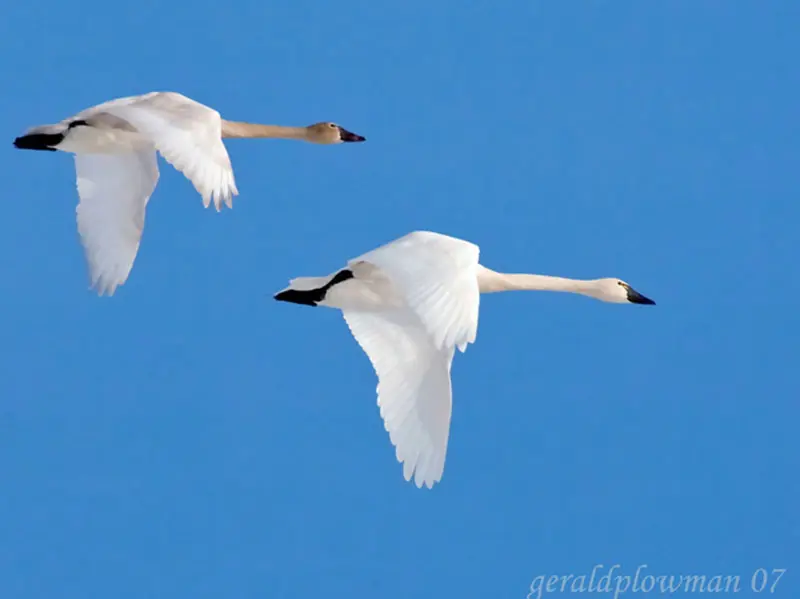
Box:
274, 230, 656, 489
13, 91, 366, 295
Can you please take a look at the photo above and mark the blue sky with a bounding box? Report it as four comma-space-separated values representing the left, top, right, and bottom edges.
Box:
0, 2, 796, 598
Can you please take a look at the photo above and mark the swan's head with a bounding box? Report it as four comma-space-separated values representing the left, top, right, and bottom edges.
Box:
306, 122, 366, 144
587, 278, 656, 305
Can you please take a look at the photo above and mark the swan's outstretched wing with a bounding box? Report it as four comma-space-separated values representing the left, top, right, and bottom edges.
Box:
97, 92, 237, 211
343, 308, 455, 489
74, 150, 159, 296
350, 231, 481, 352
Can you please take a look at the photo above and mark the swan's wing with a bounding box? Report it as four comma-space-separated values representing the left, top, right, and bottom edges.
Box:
74, 150, 160, 296
343, 308, 455, 489
97, 92, 237, 211
350, 231, 481, 352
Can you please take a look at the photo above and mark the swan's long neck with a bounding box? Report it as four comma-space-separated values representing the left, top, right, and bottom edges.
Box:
220, 120, 307, 140
477, 265, 591, 295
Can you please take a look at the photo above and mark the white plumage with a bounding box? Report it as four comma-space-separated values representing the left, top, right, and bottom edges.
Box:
15, 92, 237, 295
275, 230, 656, 488
341, 232, 481, 488
14, 91, 365, 296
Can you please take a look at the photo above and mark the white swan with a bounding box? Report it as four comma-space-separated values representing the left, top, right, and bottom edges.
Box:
274, 230, 656, 489
13, 91, 365, 295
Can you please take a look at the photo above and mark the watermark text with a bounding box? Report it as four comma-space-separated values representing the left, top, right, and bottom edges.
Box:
527, 564, 786, 598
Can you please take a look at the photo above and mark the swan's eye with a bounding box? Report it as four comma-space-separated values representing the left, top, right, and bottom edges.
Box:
617, 281, 625, 287
328, 123, 337, 128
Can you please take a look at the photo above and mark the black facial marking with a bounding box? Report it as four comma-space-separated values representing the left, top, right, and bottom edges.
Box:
337, 127, 366, 142
626, 286, 656, 305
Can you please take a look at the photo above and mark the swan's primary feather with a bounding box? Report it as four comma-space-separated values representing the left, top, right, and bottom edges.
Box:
329, 232, 482, 486
342, 308, 455, 489
93, 92, 238, 211
349, 231, 481, 352
75, 151, 159, 295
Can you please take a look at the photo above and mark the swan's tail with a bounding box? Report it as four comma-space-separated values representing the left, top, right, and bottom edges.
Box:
13, 124, 66, 152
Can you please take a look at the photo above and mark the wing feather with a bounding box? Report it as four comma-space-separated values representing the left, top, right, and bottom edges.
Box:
74, 151, 160, 295
97, 92, 237, 210
350, 231, 481, 352
343, 308, 454, 489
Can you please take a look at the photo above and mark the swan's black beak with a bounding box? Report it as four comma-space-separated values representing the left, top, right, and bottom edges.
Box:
626, 286, 656, 305
338, 127, 365, 142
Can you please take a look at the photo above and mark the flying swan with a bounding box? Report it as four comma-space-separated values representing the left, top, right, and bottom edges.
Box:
274, 230, 656, 489
13, 91, 366, 295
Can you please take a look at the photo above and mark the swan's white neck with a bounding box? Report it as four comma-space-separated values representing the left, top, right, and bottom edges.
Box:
477, 265, 591, 295
220, 120, 306, 140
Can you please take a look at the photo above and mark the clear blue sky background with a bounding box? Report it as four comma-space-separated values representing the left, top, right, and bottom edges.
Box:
0, 2, 796, 598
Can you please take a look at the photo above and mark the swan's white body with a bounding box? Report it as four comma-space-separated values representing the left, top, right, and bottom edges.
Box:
14, 91, 365, 295
16, 92, 237, 295
275, 231, 655, 489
